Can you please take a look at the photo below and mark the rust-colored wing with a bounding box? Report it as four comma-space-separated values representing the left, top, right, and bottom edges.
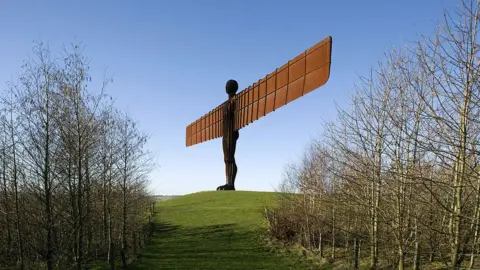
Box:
185, 36, 332, 147
233, 36, 332, 130
186, 102, 225, 147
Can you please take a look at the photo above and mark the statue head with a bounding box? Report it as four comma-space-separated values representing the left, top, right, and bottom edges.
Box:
225, 79, 238, 97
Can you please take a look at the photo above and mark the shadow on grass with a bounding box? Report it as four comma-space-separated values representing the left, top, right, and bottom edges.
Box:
132, 222, 313, 270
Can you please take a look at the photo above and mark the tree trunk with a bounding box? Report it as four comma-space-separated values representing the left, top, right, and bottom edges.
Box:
121, 154, 128, 268
414, 217, 420, 270
398, 246, 404, 270
85, 151, 92, 257
318, 231, 323, 257
44, 91, 54, 270
11, 122, 24, 270
332, 208, 336, 260
77, 144, 84, 270
354, 238, 359, 270
1, 150, 12, 258
468, 172, 480, 269
108, 206, 115, 270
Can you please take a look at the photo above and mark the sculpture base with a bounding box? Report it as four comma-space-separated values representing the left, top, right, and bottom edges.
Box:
216, 184, 235, 191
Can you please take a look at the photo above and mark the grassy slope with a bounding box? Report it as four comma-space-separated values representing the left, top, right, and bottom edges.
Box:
133, 191, 319, 269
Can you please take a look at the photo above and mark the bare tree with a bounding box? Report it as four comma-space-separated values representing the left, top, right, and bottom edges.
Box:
0, 40, 155, 269
265, 2, 480, 269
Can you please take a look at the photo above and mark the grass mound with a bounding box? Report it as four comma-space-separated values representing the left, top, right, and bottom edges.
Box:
133, 191, 317, 269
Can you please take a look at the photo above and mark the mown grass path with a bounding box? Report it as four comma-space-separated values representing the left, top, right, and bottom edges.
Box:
132, 191, 316, 269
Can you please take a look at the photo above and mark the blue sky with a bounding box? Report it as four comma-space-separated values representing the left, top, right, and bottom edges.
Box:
1, 1, 452, 195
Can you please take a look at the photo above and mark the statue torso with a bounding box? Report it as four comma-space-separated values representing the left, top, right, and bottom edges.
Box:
223, 99, 238, 140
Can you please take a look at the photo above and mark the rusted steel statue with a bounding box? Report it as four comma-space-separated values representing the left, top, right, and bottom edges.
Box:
185, 36, 333, 191
217, 80, 239, 190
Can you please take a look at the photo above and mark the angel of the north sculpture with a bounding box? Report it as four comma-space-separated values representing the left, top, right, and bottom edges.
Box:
185, 36, 332, 191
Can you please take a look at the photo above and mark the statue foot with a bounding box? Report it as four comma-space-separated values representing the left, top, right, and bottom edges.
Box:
216, 184, 235, 191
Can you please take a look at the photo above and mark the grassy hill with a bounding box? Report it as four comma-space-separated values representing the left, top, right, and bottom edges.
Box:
132, 191, 320, 269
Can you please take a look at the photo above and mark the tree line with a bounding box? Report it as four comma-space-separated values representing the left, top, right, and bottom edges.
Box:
0, 41, 155, 269
265, 1, 480, 269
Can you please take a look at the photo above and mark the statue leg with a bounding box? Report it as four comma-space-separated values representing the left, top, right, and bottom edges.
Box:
223, 138, 231, 185
218, 139, 230, 190
218, 137, 236, 191
229, 138, 238, 186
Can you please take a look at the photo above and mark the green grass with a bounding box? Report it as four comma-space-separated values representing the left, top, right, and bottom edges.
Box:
131, 191, 322, 269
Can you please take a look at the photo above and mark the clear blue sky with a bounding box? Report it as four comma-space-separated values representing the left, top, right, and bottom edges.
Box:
1, 1, 451, 195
